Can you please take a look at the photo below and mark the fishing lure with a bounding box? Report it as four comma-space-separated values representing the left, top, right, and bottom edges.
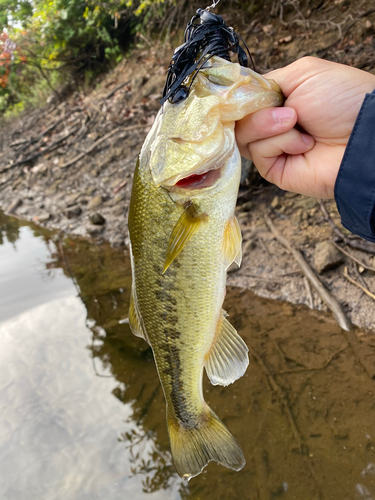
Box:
161, 4, 254, 105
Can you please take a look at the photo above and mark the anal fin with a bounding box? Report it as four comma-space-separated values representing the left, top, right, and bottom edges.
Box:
205, 310, 249, 386
222, 216, 242, 269
128, 291, 149, 344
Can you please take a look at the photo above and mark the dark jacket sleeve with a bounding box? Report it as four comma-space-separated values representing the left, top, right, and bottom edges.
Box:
334, 89, 375, 243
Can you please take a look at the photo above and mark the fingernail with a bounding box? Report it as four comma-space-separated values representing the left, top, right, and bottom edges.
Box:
272, 107, 295, 124
302, 133, 314, 145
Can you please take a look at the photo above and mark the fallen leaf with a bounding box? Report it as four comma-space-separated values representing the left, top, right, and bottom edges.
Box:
262, 24, 273, 35
279, 35, 292, 43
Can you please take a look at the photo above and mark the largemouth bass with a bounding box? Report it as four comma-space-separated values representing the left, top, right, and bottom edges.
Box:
128, 10, 283, 480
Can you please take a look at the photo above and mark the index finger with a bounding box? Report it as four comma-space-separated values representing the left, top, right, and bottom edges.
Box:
235, 107, 297, 158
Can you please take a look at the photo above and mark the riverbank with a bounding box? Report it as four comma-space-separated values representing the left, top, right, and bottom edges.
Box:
1, 1, 375, 331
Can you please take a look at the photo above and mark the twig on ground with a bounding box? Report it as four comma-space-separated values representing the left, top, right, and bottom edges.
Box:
343, 267, 375, 301
340, 8, 375, 38
68, 115, 90, 147
332, 241, 375, 272
60, 123, 148, 169
12, 107, 83, 155
318, 199, 349, 239
2, 125, 80, 171
9, 138, 30, 148
242, 274, 285, 284
265, 215, 352, 331
319, 199, 375, 254
0, 163, 14, 174
22, 116, 81, 158
237, 187, 253, 199
105, 79, 130, 100
304, 7, 375, 58
352, 261, 368, 291
113, 180, 127, 194
87, 100, 106, 116
258, 236, 277, 266
59, 127, 121, 169
304, 276, 314, 309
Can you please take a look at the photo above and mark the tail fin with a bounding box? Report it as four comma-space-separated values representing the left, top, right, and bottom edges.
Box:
167, 406, 245, 480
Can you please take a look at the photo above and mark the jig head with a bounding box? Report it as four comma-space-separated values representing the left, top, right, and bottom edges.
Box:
161, 7, 254, 106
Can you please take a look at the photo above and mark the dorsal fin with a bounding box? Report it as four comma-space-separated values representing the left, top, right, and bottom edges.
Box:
222, 216, 242, 269
163, 202, 207, 274
205, 310, 248, 386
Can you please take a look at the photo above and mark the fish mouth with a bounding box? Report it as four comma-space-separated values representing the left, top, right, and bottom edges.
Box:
172, 167, 222, 190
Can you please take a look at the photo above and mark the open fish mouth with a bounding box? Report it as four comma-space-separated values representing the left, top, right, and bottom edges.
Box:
173, 167, 222, 190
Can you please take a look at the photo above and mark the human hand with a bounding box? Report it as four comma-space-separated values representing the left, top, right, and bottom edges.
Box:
235, 57, 375, 198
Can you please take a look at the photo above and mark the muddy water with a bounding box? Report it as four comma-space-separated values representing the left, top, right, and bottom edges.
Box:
1, 211, 375, 500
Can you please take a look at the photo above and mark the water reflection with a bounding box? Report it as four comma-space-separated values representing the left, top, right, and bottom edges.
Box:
0, 212, 75, 322
1, 211, 375, 500
0, 212, 181, 500
0, 212, 20, 246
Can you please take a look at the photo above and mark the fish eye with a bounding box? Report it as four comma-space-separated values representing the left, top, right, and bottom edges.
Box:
170, 86, 189, 104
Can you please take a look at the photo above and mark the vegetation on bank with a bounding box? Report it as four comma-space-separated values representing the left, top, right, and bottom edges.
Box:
0, 0, 267, 118
0, 0, 177, 117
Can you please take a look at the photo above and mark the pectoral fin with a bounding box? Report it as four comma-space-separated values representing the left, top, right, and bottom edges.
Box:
129, 291, 149, 344
222, 216, 242, 269
205, 310, 249, 386
163, 202, 207, 274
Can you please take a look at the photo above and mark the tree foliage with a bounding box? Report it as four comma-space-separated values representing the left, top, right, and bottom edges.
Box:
0, 0, 175, 115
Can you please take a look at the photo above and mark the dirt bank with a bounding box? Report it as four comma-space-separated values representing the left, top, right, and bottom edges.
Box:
1, 1, 375, 331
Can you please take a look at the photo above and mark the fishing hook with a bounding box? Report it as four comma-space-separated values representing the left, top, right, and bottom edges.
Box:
206, 0, 221, 11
